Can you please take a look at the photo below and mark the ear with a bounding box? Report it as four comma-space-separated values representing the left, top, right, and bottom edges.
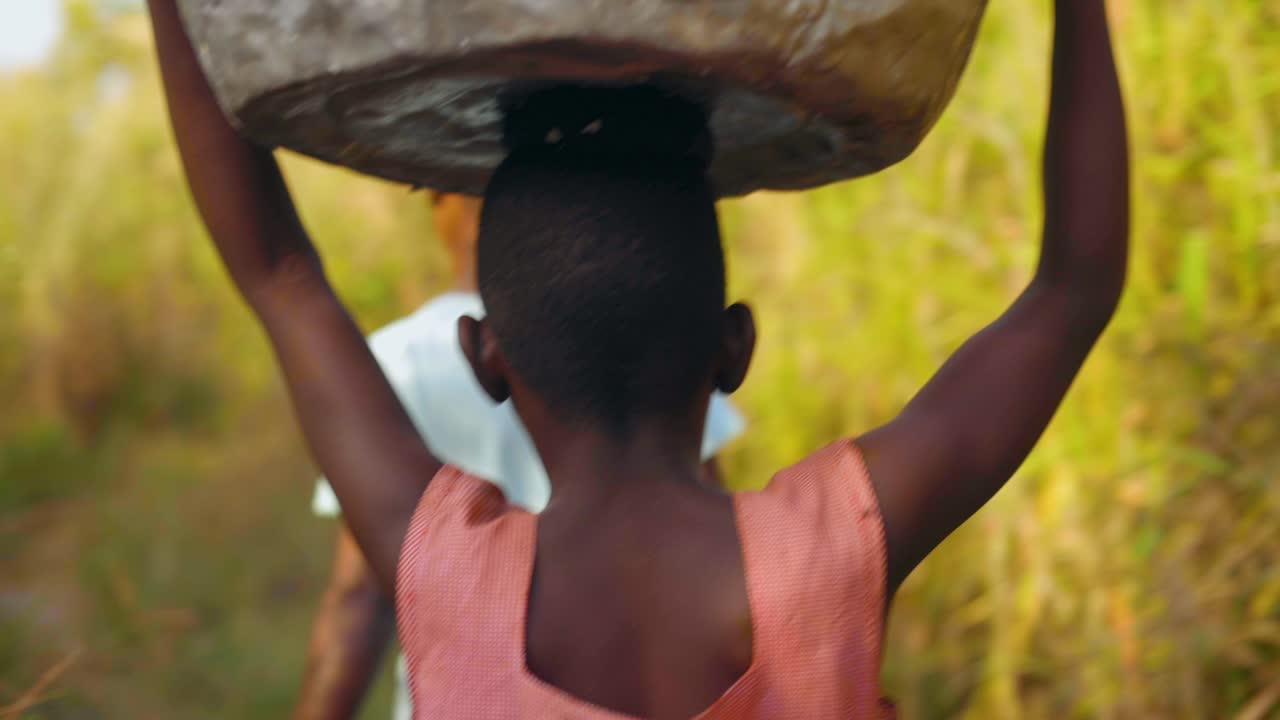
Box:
457, 315, 511, 403
714, 303, 756, 394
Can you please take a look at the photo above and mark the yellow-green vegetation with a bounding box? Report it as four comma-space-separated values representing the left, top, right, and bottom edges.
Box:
2, 1, 1277, 718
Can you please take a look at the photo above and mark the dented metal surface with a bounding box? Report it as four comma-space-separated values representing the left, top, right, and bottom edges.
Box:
176, 0, 988, 197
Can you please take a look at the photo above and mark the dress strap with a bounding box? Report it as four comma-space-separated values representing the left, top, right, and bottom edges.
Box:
396, 465, 537, 717
732, 440, 891, 717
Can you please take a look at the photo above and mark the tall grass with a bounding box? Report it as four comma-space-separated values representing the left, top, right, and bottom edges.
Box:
722, 2, 1280, 716
1, 1, 1277, 718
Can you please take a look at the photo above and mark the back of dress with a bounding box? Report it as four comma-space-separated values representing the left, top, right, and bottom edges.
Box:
396, 440, 896, 719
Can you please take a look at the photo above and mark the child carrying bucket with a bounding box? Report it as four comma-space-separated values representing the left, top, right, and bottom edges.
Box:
145, 0, 1128, 715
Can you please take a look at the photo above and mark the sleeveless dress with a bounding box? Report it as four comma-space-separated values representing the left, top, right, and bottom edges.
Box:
395, 440, 897, 719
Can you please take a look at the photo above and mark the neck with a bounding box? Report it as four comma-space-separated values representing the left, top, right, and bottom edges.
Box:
447, 245, 478, 292
521, 402, 712, 514
451, 265, 477, 293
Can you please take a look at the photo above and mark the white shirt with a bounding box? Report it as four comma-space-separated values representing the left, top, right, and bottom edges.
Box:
310, 291, 747, 720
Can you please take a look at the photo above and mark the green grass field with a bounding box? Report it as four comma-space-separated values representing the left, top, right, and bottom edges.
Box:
2, 1, 1278, 717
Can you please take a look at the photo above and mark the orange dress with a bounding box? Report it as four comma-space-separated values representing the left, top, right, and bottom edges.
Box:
396, 440, 896, 719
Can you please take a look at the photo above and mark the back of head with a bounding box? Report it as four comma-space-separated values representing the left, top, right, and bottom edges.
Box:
478, 86, 725, 431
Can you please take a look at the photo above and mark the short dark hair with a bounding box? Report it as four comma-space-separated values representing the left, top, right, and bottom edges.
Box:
477, 86, 725, 430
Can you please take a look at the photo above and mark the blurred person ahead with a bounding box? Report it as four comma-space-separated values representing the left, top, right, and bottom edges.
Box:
292, 193, 745, 720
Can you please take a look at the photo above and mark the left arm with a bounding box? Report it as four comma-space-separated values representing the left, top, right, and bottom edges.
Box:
858, 0, 1129, 596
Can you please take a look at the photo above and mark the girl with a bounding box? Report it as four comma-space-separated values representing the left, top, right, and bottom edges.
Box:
146, 0, 1128, 716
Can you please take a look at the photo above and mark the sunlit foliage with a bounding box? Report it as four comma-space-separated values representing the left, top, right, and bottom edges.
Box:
2, 1, 1278, 717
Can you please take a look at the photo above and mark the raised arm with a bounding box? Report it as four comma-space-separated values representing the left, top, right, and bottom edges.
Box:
859, 0, 1129, 594
145, 0, 441, 594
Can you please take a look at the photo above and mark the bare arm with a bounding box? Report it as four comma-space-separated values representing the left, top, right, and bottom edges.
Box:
860, 0, 1129, 594
294, 525, 395, 720
145, 0, 441, 594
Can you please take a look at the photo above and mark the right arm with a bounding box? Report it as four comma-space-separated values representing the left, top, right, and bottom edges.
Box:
295, 339, 425, 720
293, 524, 395, 720
145, 0, 441, 595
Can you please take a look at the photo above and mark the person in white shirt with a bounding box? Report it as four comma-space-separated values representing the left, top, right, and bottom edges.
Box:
290, 192, 746, 720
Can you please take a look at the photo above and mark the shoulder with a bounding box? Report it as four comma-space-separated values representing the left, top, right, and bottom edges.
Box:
768, 440, 871, 495
754, 441, 885, 549
397, 467, 517, 586
736, 441, 890, 674
402, 292, 485, 335
425, 465, 512, 521
365, 292, 485, 383
395, 466, 526, 619
701, 392, 747, 458
395, 466, 533, 707
368, 292, 485, 356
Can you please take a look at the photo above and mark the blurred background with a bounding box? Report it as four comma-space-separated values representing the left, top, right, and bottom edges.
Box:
1, 1, 1278, 718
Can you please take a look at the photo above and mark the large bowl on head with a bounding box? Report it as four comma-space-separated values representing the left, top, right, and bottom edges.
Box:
174, 0, 989, 198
